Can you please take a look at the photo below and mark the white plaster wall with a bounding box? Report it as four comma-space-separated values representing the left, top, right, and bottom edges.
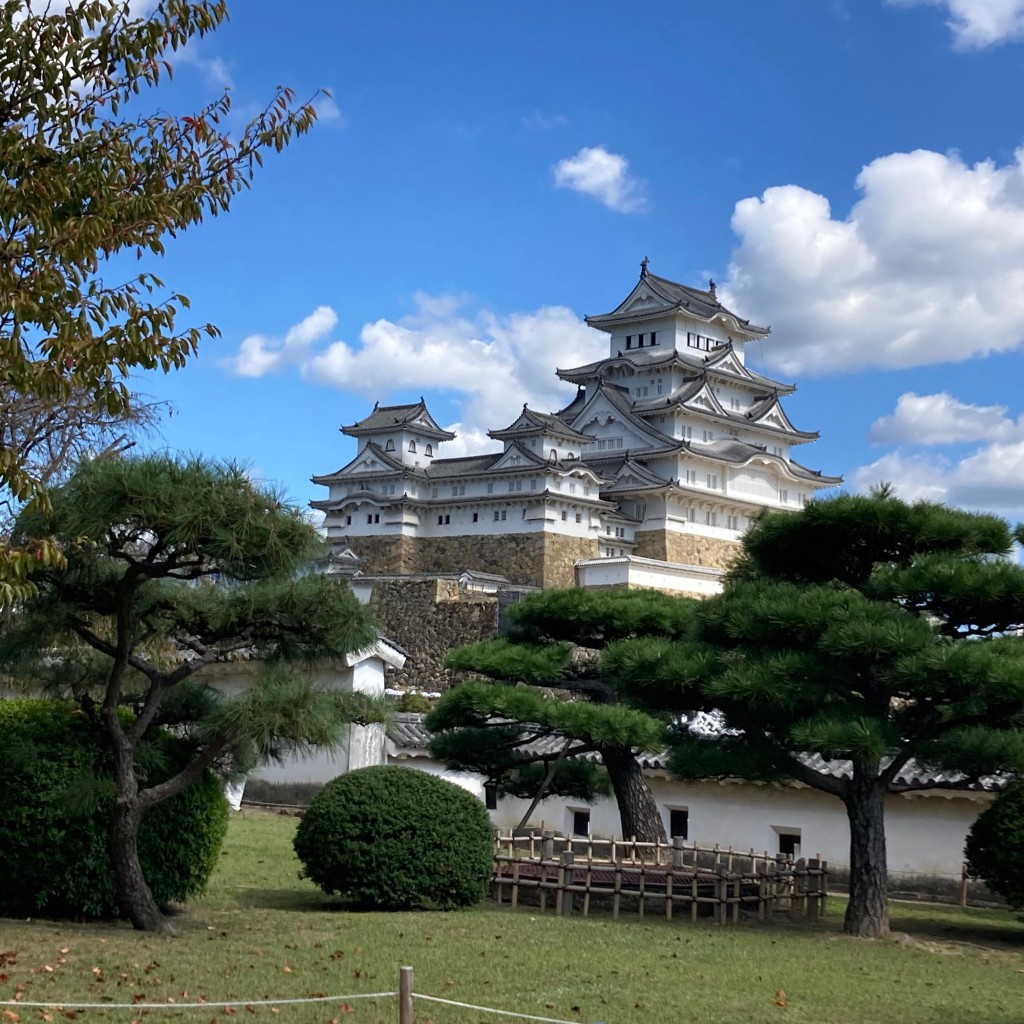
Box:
481, 771, 989, 878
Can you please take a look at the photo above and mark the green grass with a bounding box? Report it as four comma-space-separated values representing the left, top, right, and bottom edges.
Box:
1, 811, 1023, 1024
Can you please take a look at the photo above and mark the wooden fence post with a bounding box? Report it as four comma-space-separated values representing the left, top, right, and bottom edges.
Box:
559, 851, 574, 916
399, 965, 413, 1024
960, 862, 969, 908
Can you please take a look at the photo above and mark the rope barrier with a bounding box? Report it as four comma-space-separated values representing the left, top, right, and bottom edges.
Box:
412, 993, 596, 1024
0, 994, 397, 1010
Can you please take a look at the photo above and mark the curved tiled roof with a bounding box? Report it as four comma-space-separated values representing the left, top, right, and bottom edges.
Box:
585, 270, 769, 337
386, 715, 1007, 793
342, 399, 456, 441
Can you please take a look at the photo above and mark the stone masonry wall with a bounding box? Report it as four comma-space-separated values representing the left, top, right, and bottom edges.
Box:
634, 529, 740, 570
368, 578, 499, 692
346, 532, 600, 588
542, 534, 600, 589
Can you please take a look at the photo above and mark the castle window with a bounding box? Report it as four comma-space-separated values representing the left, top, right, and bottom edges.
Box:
650, 331, 658, 346
669, 808, 689, 840
530, 478, 537, 489
705, 511, 718, 526
656, 379, 663, 395
727, 514, 739, 530
681, 426, 693, 440
451, 485, 465, 496
501, 510, 507, 521
706, 473, 718, 489
780, 489, 789, 503
549, 449, 558, 461
575, 513, 582, 523
487, 483, 494, 494
472, 512, 479, 522
485, 785, 498, 811
636, 386, 648, 398
685, 470, 697, 485
637, 333, 645, 347
702, 430, 713, 442
385, 439, 395, 452
572, 809, 591, 836
346, 515, 352, 526
425, 444, 433, 457
687, 507, 696, 522
437, 514, 450, 525
494, 511, 500, 521
561, 511, 568, 521
625, 335, 632, 349
408, 441, 417, 453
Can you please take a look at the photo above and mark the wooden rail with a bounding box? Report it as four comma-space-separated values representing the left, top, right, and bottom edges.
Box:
492, 831, 828, 924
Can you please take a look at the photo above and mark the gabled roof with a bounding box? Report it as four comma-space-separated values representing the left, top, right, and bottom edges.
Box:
704, 343, 795, 395
489, 405, 592, 444
585, 264, 769, 338
745, 394, 819, 441
341, 399, 456, 441
569, 383, 680, 452
599, 458, 674, 495
554, 386, 588, 424
311, 441, 411, 485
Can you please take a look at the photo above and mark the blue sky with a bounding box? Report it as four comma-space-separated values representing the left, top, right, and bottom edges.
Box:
127, 0, 1024, 524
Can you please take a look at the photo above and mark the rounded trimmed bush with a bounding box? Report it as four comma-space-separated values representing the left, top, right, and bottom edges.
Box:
293, 765, 494, 910
965, 780, 1024, 911
0, 698, 228, 920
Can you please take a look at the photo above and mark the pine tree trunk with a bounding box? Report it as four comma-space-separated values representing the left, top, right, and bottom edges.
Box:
109, 798, 176, 934
107, 735, 176, 935
603, 746, 667, 843
842, 771, 889, 939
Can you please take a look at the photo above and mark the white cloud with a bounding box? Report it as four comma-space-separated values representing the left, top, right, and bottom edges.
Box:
172, 45, 233, 89
313, 92, 344, 125
852, 443, 1024, 512
522, 111, 568, 130
552, 145, 647, 213
854, 391, 1024, 515
230, 306, 338, 377
869, 392, 1020, 444
888, 0, 1024, 49
226, 295, 607, 444
722, 147, 1024, 376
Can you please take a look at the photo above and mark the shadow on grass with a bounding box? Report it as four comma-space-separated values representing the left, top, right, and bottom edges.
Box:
890, 910, 1024, 950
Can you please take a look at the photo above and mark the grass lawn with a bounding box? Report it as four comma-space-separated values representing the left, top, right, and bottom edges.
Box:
1, 810, 1022, 1024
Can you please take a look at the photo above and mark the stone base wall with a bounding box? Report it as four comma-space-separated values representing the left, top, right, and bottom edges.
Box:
368, 578, 499, 692
347, 534, 417, 575
542, 534, 599, 589
634, 529, 740, 570
346, 532, 598, 589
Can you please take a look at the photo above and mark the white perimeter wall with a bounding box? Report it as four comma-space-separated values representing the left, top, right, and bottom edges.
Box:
485, 772, 991, 878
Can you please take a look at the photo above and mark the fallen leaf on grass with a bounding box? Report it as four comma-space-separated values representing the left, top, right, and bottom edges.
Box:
244, 1006, 255, 1015
0, 954, 16, 969
282, 967, 292, 974
3, 1012, 20, 1022
774, 990, 788, 1008
0, 974, 8, 983
339, 1005, 354, 1015
40, 1014, 53, 1022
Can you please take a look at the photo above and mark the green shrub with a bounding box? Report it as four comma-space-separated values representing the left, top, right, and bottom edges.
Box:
0, 698, 228, 919
394, 692, 433, 714
293, 765, 494, 910
965, 780, 1024, 911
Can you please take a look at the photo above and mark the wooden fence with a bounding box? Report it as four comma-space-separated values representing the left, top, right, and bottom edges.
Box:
492, 831, 828, 925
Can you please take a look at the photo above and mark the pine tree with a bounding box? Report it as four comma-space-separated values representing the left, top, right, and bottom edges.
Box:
0, 455, 381, 933
428, 588, 699, 842
606, 491, 1024, 938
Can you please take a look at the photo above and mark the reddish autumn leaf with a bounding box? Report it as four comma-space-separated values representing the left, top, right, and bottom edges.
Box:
244, 1007, 255, 1015
0, 974, 8, 983
774, 990, 788, 1008
339, 1005, 354, 1015
132, 995, 146, 1004
3, 1011, 21, 1023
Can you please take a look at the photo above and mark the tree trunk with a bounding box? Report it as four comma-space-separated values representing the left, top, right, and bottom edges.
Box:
109, 797, 177, 934
603, 745, 667, 843
843, 771, 889, 938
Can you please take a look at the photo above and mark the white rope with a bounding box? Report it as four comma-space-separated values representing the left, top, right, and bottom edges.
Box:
413, 992, 600, 1024
0, 994, 397, 1010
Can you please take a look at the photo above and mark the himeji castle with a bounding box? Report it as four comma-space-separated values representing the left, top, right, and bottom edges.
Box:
311, 261, 841, 595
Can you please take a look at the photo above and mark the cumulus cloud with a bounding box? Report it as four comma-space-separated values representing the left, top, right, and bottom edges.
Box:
230, 306, 338, 377
225, 295, 607, 444
888, 0, 1024, 49
553, 145, 647, 213
853, 391, 1024, 515
722, 147, 1024, 376
869, 392, 1021, 445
